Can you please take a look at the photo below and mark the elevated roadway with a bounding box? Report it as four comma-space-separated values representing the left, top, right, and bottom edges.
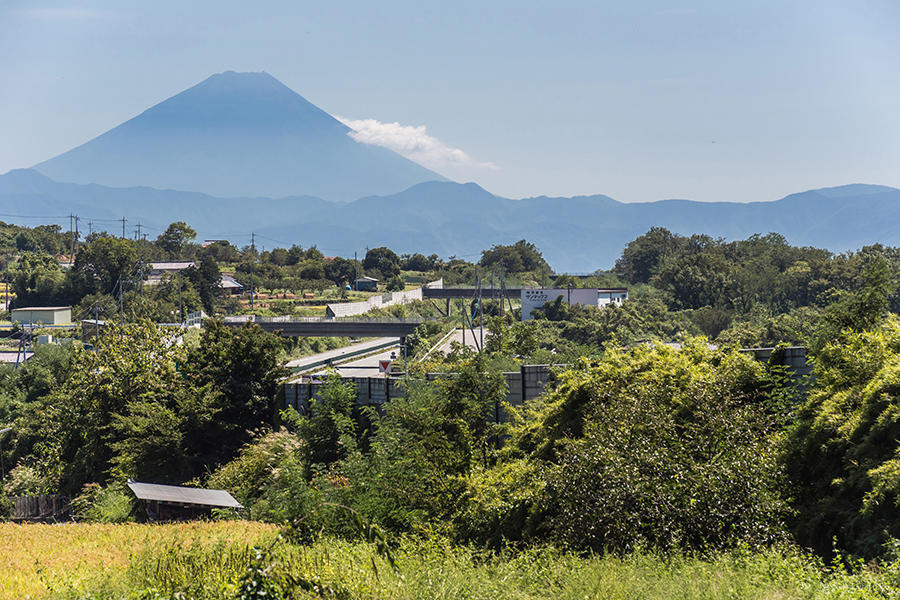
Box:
224, 317, 422, 338
422, 287, 523, 299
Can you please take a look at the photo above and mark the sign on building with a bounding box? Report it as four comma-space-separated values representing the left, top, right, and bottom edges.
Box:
520, 288, 599, 320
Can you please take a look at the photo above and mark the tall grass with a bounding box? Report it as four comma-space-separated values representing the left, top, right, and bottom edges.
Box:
3, 523, 900, 599
0, 521, 275, 599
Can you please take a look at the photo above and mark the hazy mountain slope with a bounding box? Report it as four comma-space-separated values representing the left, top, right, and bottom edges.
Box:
1, 170, 898, 271
256, 182, 900, 271
0, 169, 330, 239
33, 71, 444, 201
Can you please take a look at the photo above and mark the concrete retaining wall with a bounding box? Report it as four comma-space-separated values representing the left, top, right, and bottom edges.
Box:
325, 280, 442, 318
284, 364, 559, 421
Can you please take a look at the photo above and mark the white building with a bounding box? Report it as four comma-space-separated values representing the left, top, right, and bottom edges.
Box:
11, 306, 73, 326
520, 288, 628, 320
598, 288, 628, 307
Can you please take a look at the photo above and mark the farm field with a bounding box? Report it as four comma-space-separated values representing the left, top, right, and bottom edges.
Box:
2, 522, 900, 599
0, 521, 275, 599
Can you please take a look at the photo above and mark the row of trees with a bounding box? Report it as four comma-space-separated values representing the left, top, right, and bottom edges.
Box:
1, 246, 899, 561
4, 216, 554, 322
2, 321, 285, 496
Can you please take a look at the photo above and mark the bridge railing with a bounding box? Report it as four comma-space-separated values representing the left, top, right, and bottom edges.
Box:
226, 315, 424, 325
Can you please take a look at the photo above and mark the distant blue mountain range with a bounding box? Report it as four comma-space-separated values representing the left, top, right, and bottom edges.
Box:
6, 70, 900, 271
1, 168, 898, 272
33, 71, 443, 201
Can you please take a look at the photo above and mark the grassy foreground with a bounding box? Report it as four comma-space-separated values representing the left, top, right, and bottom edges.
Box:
2, 522, 900, 599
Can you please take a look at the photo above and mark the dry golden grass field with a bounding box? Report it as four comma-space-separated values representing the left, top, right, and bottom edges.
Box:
0, 521, 276, 599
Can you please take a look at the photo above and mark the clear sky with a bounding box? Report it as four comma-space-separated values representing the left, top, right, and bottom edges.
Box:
2, 0, 899, 203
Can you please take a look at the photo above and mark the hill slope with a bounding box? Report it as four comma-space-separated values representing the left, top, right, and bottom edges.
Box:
1, 170, 898, 272
32, 71, 444, 201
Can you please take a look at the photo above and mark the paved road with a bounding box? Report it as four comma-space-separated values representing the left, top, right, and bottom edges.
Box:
434, 327, 485, 355
287, 337, 397, 371
330, 345, 402, 378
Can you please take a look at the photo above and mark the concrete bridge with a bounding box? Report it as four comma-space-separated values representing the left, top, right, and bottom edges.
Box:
224, 316, 422, 338
421, 287, 523, 300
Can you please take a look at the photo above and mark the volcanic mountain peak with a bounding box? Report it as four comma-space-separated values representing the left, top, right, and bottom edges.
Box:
33, 71, 444, 201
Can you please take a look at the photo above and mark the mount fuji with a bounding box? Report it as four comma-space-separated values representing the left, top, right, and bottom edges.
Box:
33, 71, 444, 201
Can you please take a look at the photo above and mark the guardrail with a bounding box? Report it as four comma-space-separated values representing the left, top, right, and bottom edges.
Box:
226, 316, 422, 324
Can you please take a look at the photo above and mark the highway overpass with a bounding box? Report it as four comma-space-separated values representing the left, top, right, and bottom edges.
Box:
421, 287, 523, 299
223, 316, 422, 338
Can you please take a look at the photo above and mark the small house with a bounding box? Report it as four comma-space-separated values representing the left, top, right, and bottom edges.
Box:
220, 274, 244, 295
82, 319, 107, 341
126, 480, 243, 521
355, 276, 378, 291
146, 261, 196, 285
11, 306, 72, 326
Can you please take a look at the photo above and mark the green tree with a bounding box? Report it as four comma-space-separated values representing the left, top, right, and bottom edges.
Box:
785, 315, 900, 558
71, 235, 138, 296
183, 320, 287, 465
363, 247, 400, 279
614, 227, 681, 284
155, 222, 197, 256
521, 340, 787, 553
651, 249, 732, 309
11, 322, 197, 493
8, 252, 68, 308
293, 373, 358, 470
480, 240, 550, 274
324, 257, 357, 287
183, 255, 221, 313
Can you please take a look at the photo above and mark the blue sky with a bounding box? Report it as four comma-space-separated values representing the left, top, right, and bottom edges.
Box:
1, 0, 899, 202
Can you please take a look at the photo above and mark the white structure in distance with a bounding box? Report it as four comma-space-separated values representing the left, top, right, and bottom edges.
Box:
520, 288, 627, 321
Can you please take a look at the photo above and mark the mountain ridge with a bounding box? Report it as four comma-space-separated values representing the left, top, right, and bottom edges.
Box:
1, 169, 898, 272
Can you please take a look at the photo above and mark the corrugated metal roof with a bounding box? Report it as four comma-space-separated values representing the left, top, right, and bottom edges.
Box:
149, 262, 196, 271
221, 275, 243, 289
127, 481, 243, 508
11, 306, 72, 311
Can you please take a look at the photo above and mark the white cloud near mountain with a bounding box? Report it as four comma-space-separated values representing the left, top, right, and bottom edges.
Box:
336, 116, 497, 171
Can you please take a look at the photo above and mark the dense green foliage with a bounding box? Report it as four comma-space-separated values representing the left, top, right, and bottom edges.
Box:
4, 221, 900, 592
4, 321, 285, 496
787, 316, 900, 557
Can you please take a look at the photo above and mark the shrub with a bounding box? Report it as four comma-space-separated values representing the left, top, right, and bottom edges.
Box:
71, 482, 135, 523
452, 459, 544, 547
520, 339, 788, 553
785, 315, 900, 557
206, 430, 313, 523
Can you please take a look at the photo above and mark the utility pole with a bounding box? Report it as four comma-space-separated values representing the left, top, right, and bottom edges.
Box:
499, 271, 504, 316
461, 299, 465, 347
178, 272, 183, 324
74, 215, 79, 257
478, 275, 483, 351
354, 251, 358, 290
249, 232, 255, 311
69, 213, 75, 264
121, 217, 127, 239
117, 276, 125, 325
88, 220, 93, 237
134, 222, 143, 241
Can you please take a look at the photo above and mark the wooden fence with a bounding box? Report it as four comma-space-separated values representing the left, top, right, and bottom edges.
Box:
12, 495, 71, 521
